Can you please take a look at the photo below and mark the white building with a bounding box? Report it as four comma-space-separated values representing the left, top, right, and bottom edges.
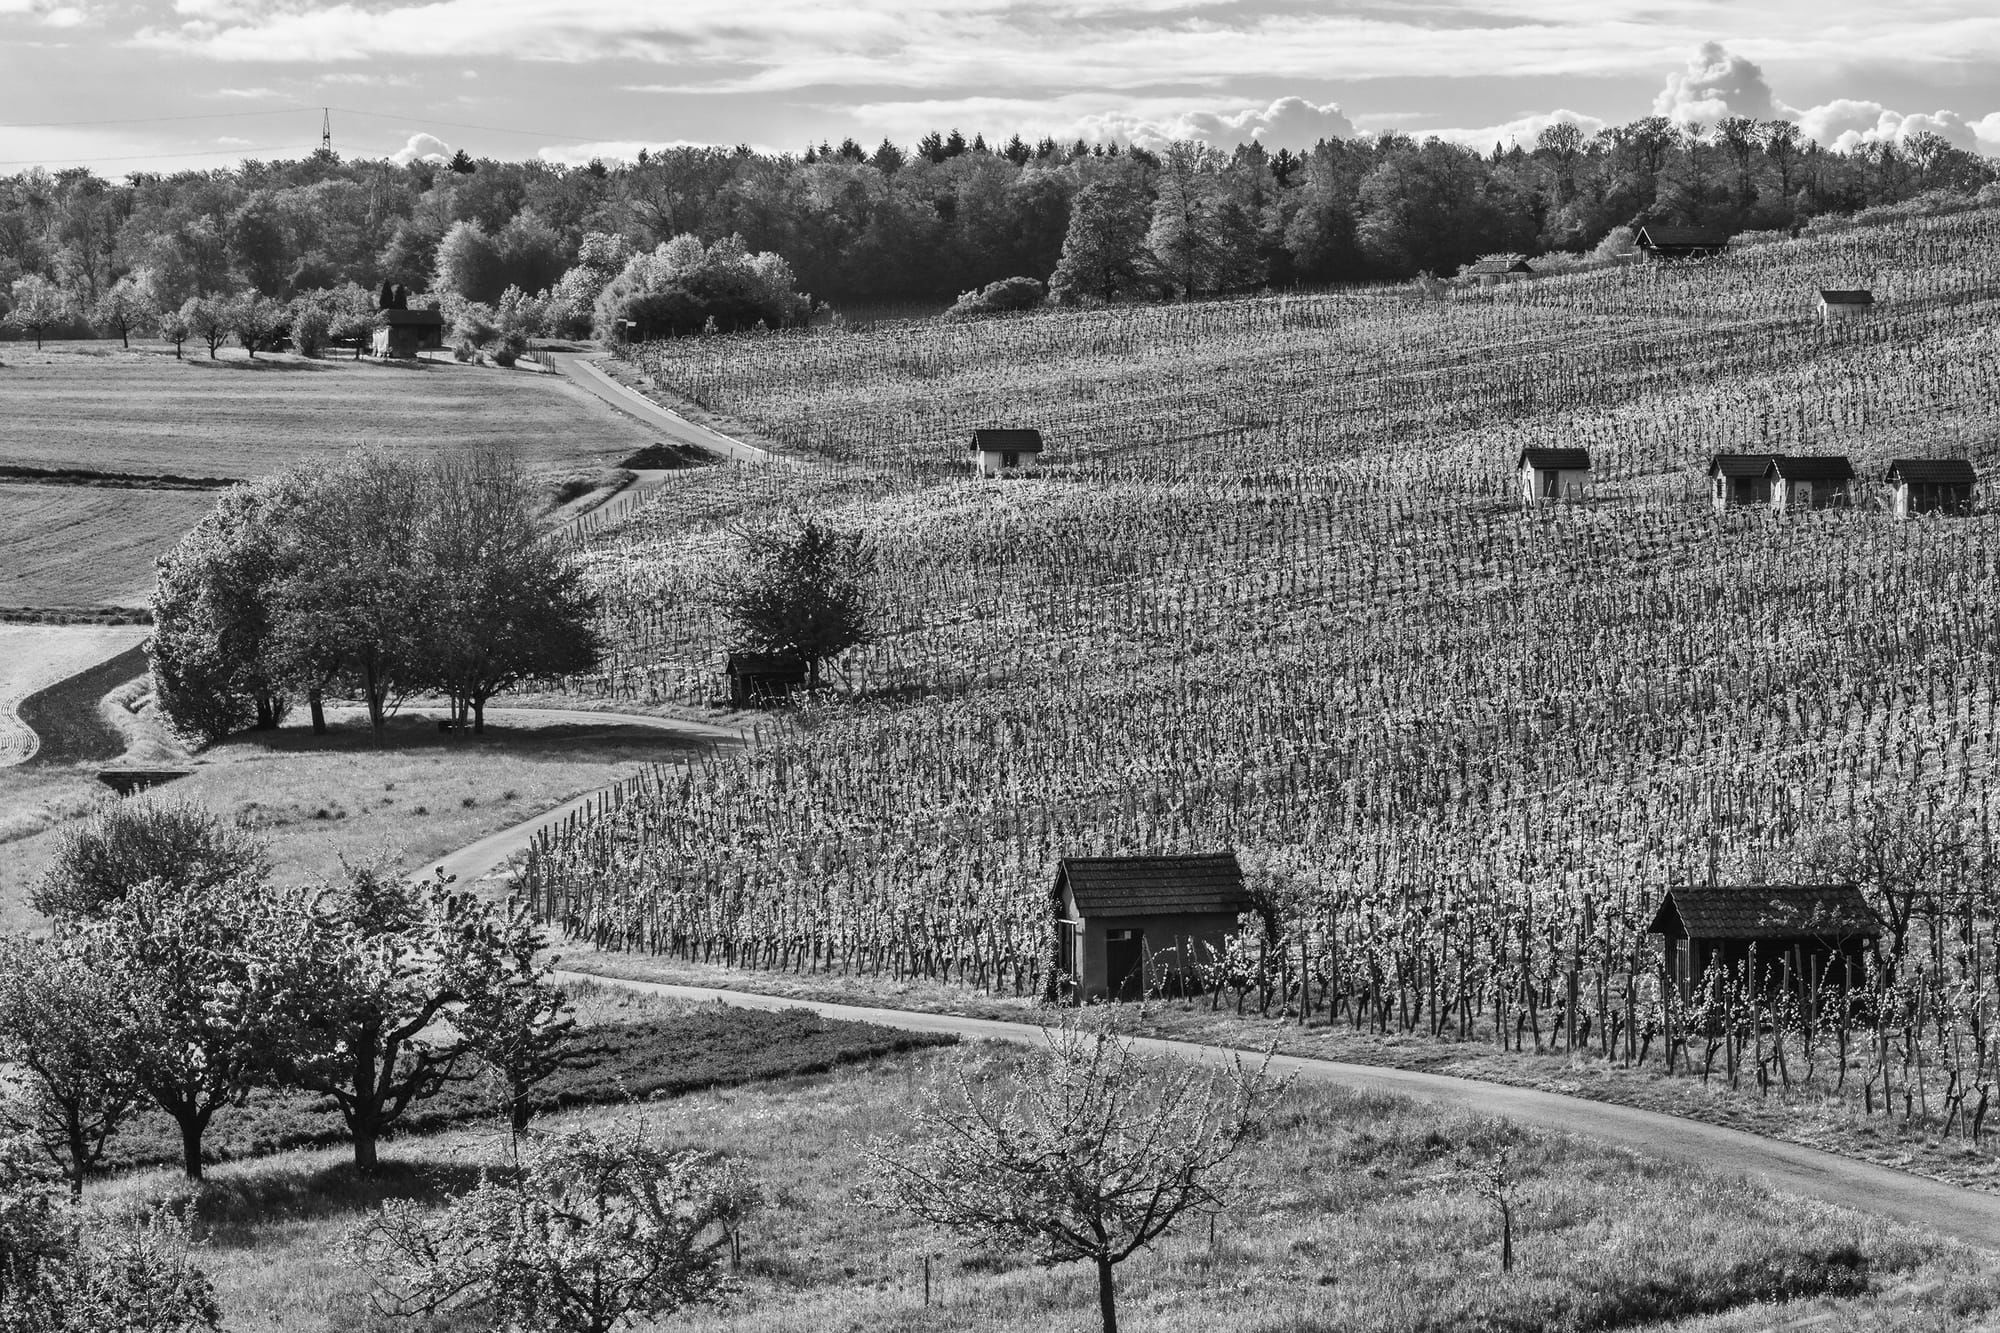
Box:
1517, 447, 1592, 503
969, 428, 1044, 478
1818, 289, 1874, 324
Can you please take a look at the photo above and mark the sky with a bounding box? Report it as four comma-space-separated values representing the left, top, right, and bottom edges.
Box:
1, 0, 1997, 173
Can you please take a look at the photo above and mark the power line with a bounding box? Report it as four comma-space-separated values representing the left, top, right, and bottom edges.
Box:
0, 103, 617, 143
319, 105, 610, 142
0, 144, 322, 168
0, 107, 319, 129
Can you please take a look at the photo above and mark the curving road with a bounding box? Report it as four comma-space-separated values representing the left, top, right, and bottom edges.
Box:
556, 354, 781, 466
555, 970, 2000, 1253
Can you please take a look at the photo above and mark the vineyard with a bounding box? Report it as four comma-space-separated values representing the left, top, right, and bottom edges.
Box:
520, 207, 2000, 1136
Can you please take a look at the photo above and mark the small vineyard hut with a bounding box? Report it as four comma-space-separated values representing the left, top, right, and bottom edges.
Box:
1886, 458, 1977, 518
1818, 289, 1874, 324
1767, 455, 1855, 511
1051, 852, 1250, 1002
1636, 225, 1730, 260
1709, 453, 1781, 510
725, 652, 808, 707
1650, 884, 1879, 1004
372, 308, 444, 358
1518, 447, 1591, 503
969, 428, 1044, 478
1467, 257, 1534, 287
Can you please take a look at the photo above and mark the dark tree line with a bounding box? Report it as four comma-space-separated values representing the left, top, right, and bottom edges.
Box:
150, 450, 601, 748
2, 122, 1993, 340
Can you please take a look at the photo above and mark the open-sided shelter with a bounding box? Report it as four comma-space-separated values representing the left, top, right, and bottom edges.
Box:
725, 652, 808, 707
1885, 458, 1977, 518
1818, 289, 1874, 324
1766, 455, 1856, 511
1517, 447, 1592, 503
969, 428, 1044, 478
1709, 453, 1783, 510
1649, 884, 1879, 1002
1051, 852, 1252, 1002
1636, 225, 1730, 260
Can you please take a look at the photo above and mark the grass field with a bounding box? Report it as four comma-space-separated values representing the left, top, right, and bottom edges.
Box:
0, 707, 717, 933
0, 481, 217, 607
91, 1039, 2000, 1333
0, 342, 659, 615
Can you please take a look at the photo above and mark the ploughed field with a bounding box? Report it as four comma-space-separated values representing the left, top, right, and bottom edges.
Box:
524, 209, 2000, 1145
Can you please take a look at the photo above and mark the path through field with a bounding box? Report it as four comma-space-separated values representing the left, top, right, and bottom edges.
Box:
560, 969, 2000, 1255
557, 354, 777, 465
0, 625, 149, 765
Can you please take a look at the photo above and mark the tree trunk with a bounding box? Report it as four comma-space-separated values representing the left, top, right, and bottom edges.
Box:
309, 690, 327, 735
176, 1109, 211, 1181
1096, 1257, 1117, 1333
473, 695, 487, 734
353, 1128, 379, 1173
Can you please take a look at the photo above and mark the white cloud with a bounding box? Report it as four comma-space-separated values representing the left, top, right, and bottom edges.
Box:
1792, 100, 1987, 153
212, 85, 279, 98
39, 5, 83, 26
534, 138, 722, 164
390, 131, 452, 166
216, 135, 251, 145
1418, 107, 1608, 151
1653, 40, 1780, 124
1071, 98, 1355, 151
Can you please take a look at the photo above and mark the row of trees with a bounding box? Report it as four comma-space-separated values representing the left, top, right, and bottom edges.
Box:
151, 451, 602, 747
0, 800, 571, 1184
2, 119, 1992, 341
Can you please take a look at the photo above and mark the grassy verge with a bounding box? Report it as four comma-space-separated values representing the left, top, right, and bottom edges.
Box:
95, 1040, 2000, 1333
550, 945, 2000, 1199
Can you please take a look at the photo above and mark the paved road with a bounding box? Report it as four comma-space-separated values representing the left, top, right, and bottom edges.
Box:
559, 969, 2000, 1253
557, 354, 779, 466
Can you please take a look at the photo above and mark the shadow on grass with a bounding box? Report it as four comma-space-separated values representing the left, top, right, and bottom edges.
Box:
214, 712, 708, 760
187, 356, 334, 372
192, 1159, 495, 1248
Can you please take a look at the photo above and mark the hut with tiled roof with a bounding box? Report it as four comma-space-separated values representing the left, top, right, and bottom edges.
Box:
1466, 257, 1534, 287
1649, 884, 1879, 1001
1766, 455, 1856, 511
1636, 224, 1730, 259
969, 428, 1044, 478
1517, 447, 1592, 504
1709, 453, 1783, 510
1051, 852, 1253, 1002
1885, 458, 1977, 518
1817, 289, 1874, 324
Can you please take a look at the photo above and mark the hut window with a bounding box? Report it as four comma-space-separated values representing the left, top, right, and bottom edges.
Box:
1002, 451, 1019, 468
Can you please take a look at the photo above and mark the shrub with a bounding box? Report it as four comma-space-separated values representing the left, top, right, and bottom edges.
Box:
944, 276, 1045, 320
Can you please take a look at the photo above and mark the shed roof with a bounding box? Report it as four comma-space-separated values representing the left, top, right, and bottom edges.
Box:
378, 309, 444, 326
726, 652, 808, 676
1650, 885, 1880, 940
1467, 258, 1534, 275
1637, 225, 1730, 249
1710, 453, 1783, 478
1055, 853, 1250, 919
1886, 458, 1977, 485
970, 428, 1045, 454
1518, 447, 1591, 471
1818, 289, 1874, 305
1768, 455, 1856, 483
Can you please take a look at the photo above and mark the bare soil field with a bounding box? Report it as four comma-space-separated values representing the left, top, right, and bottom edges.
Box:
0, 481, 217, 607
0, 624, 149, 764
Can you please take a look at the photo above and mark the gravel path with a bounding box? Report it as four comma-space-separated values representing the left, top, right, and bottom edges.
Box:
0, 625, 150, 766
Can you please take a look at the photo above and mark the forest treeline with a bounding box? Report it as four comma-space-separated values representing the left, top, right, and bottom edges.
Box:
1, 119, 1996, 338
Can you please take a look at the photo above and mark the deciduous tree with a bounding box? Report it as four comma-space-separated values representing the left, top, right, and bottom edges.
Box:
717, 517, 875, 690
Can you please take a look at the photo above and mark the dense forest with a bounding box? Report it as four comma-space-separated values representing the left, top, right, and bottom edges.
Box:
1, 118, 1995, 344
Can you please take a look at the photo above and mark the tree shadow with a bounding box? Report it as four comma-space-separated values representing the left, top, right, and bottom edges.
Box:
191, 1158, 499, 1247
187, 356, 334, 373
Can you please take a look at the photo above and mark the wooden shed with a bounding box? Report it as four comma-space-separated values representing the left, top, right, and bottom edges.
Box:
1885, 458, 1977, 518
1517, 447, 1591, 503
372, 308, 444, 358
1766, 455, 1855, 511
1709, 453, 1782, 510
1466, 257, 1534, 287
1636, 224, 1730, 260
725, 652, 808, 707
1817, 289, 1874, 324
1051, 852, 1252, 1002
1650, 883, 1879, 1002
969, 428, 1044, 478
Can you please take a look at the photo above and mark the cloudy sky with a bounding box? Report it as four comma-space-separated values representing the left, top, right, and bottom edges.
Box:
1, 0, 1997, 173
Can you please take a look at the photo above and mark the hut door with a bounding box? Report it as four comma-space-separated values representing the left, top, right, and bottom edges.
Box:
1057, 922, 1081, 990
1106, 929, 1145, 1001
1541, 471, 1559, 500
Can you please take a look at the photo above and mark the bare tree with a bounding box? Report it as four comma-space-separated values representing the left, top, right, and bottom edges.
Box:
865, 1020, 1283, 1333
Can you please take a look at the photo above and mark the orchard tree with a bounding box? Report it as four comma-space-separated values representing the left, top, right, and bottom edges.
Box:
5, 275, 71, 349
91, 276, 156, 348
352, 1126, 758, 1333
866, 1021, 1282, 1333
226, 290, 283, 357
0, 936, 145, 1195
31, 796, 268, 922
156, 303, 191, 359
179, 296, 229, 359
452, 897, 576, 1139
717, 517, 875, 690
90, 873, 305, 1180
